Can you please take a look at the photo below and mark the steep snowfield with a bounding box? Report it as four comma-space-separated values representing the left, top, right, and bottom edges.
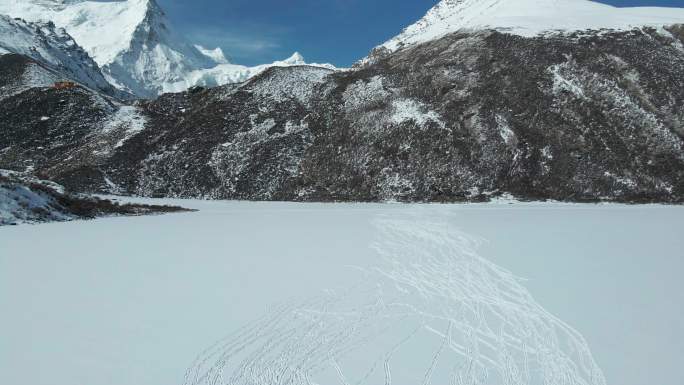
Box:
239, 63, 335, 105
383, 0, 684, 51
0, 0, 337, 97
0, 14, 115, 94
1, 200, 683, 385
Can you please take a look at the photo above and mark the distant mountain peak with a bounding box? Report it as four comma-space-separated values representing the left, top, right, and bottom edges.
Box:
195, 45, 230, 64
283, 52, 306, 65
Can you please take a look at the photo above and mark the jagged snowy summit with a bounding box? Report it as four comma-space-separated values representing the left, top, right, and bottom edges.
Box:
383, 0, 684, 51
0, 0, 336, 97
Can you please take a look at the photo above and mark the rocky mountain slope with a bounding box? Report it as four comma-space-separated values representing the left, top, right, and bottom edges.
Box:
0, 170, 189, 226
0, 14, 120, 97
0, 0, 336, 97
0, 52, 151, 180
0, 1, 683, 203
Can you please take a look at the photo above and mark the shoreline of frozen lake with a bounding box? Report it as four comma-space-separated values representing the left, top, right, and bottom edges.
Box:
1, 200, 682, 385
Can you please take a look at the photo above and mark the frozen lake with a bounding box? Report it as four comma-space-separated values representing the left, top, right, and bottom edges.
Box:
1, 200, 683, 385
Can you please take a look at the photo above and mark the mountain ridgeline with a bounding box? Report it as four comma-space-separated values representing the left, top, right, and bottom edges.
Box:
0, 0, 683, 203
0, 0, 334, 97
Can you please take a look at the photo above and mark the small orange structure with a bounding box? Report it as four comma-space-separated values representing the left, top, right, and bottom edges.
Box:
53, 81, 77, 90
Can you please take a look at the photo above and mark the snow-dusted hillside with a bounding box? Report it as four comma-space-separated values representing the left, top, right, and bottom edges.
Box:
4, 24, 683, 203
0, 0, 336, 97
0, 14, 117, 95
383, 0, 684, 51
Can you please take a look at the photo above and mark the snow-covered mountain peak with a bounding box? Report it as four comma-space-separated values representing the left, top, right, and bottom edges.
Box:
0, 0, 338, 97
283, 52, 306, 65
0, 0, 175, 66
383, 0, 684, 51
196, 45, 230, 64
0, 0, 205, 96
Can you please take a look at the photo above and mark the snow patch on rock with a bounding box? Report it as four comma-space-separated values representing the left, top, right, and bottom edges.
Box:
496, 114, 517, 146
343, 76, 389, 112
549, 62, 586, 98
244, 65, 335, 105
102, 105, 147, 148
390, 99, 445, 128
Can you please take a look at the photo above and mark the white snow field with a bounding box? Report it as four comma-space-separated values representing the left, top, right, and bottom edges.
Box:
1, 200, 683, 385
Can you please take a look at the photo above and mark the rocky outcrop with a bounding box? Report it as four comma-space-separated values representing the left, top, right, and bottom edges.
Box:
0, 171, 190, 226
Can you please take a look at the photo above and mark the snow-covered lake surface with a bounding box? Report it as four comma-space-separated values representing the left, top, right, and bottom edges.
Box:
1, 200, 683, 385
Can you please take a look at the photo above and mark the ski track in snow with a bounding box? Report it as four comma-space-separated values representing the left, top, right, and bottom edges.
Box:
183, 215, 606, 385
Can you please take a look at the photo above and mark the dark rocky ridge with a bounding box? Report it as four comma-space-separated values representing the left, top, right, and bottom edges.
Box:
1, 27, 683, 203
0, 172, 191, 226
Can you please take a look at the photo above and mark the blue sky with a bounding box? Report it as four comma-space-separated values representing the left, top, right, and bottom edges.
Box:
159, 0, 684, 67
